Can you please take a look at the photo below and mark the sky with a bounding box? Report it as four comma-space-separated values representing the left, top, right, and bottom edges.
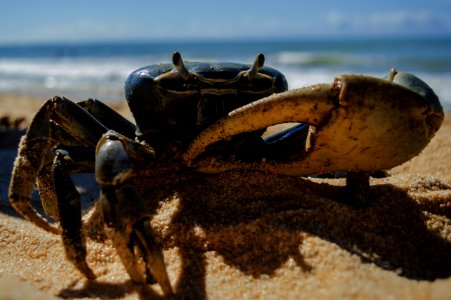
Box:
0, 0, 451, 44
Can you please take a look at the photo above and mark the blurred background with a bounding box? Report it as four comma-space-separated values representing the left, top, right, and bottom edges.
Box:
1, 0, 450, 109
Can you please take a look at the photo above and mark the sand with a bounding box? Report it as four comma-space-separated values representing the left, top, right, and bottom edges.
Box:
0, 92, 450, 299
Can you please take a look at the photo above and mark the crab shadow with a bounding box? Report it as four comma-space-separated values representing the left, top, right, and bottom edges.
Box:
57, 279, 166, 300
140, 172, 451, 298
2, 160, 451, 299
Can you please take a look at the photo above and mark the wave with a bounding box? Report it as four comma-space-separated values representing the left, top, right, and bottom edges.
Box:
0, 57, 143, 79
0, 57, 148, 101
282, 68, 451, 110
1, 55, 450, 109
271, 51, 386, 69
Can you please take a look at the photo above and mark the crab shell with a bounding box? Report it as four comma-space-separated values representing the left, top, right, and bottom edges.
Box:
124, 53, 288, 146
183, 70, 444, 175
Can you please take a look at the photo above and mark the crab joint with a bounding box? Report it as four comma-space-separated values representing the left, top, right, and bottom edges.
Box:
95, 133, 134, 186
95, 131, 156, 186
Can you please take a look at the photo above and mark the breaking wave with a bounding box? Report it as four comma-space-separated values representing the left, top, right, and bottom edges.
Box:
1, 38, 450, 109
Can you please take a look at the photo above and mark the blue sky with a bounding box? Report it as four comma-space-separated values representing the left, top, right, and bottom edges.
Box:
1, 0, 451, 44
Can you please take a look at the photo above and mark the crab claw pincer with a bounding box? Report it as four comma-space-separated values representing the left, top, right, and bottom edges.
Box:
183, 70, 444, 175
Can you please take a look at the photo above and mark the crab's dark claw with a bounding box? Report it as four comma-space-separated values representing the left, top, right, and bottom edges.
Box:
96, 131, 173, 297
183, 72, 444, 176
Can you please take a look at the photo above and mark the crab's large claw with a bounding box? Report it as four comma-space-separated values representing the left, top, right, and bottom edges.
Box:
183, 70, 444, 175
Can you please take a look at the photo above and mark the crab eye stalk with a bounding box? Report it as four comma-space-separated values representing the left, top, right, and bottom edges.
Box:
247, 53, 265, 80
172, 51, 190, 80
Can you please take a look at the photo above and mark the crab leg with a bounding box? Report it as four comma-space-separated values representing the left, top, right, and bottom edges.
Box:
9, 96, 115, 280
8, 103, 59, 233
53, 150, 95, 279
96, 131, 173, 296
77, 99, 136, 139
9, 97, 107, 233
37, 126, 96, 221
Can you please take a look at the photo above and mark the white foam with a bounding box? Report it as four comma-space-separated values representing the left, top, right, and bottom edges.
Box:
0, 57, 152, 101
271, 51, 386, 69
1, 56, 450, 109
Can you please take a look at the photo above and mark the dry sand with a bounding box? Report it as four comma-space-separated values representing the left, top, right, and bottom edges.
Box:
0, 93, 450, 299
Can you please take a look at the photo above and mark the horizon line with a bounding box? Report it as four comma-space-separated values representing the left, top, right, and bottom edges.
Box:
1, 33, 451, 47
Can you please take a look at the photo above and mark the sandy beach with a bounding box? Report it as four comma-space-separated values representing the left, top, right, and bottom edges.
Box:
1, 92, 450, 299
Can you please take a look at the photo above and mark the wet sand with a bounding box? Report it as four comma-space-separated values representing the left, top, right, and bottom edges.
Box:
1, 93, 450, 299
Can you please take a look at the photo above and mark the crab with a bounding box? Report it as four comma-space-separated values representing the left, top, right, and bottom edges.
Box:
8, 52, 444, 297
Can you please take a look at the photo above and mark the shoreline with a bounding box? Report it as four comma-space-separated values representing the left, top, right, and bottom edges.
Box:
0, 92, 134, 125
1, 92, 450, 299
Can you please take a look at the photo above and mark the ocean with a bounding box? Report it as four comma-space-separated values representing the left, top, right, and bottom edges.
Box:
1, 37, 450, 109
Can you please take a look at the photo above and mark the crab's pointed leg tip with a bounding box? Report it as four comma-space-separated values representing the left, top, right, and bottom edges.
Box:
160, 281, 174, 298
83, 267, 96, 281
9, 197, 61, 234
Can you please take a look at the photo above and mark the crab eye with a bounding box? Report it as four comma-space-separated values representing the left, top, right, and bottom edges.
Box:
247, 53, 265, 80
238, 53, 277, 92
172, 52, 190, 80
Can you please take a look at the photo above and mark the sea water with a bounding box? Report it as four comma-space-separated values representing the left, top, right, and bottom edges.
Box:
1, 37, 450, 109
